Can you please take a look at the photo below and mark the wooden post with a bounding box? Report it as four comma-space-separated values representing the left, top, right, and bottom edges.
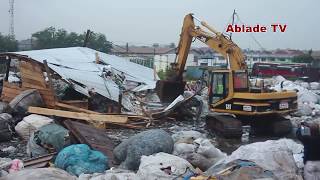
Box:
4, 56, 11, 82
118, 92, 122, 114
43, 60, 56, 101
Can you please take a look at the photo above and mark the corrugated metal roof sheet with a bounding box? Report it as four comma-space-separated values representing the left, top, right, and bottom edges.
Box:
12, 47, 159, 110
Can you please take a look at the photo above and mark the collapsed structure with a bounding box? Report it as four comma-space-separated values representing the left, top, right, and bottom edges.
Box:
0, 47, 159, 112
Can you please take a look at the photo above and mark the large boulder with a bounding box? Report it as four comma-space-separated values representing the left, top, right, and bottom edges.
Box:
113, 129, 174, 170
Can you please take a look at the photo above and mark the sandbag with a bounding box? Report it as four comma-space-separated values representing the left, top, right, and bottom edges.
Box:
208, 138, 303, 179
194, 138, 227, 163
27, 124, 70, 158
171, 130, 205, 144
0, 113, 13, 142
113, 129, 173, 170
79, 169, 140, 180
173, 143, 195, 156
55, 144, 108, 176
304, 161, 320, 180
26, 133, 49, 158
186, 153, 214, 171
15, 114, 53, 140
137, 152, 195, 180
2, 168, 76, 180
310, 82, 320, 90
209, 159, 276, 180
9, 89, 44, 115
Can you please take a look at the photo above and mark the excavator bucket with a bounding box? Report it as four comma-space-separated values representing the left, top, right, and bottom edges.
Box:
156, 80, 186, 103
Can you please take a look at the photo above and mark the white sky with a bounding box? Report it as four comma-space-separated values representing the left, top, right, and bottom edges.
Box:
0, 0, 319, 50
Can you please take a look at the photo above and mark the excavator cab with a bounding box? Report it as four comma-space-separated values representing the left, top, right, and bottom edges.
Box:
209, 69, 249, 104
209, 71, 229, 104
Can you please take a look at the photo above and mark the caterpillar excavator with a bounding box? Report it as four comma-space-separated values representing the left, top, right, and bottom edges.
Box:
156, 14, 298, 137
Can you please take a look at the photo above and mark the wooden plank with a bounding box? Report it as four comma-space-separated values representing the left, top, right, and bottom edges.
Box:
61, 100, 89, 109
20, 72, 46, 83
63, 120, 115, 167
55, 102, 100, 114
22, 79, 46, 89
28, 107, 128, 124
20, 60, 46, 88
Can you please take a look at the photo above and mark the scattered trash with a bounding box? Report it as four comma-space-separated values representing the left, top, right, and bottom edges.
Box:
55, 144, 108, 176
137, 152, 195, 180
15, 114, 54, 140
0, 102, 11, 114
0, 113, 13, 142
1, 146, 16, 154
113, 129, 174, 170
8, 159, 24, 173
208, 159, 276, 180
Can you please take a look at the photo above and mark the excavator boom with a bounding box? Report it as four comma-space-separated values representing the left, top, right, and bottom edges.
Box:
156, 13, 247, 102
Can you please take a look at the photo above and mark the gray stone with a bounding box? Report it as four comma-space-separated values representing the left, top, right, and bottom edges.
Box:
113, 129, 174, 170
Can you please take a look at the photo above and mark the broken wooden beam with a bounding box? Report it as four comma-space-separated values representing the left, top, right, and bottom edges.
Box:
55, 102, 100, 114
63, 120, 116, 167
28, 106, 128, 124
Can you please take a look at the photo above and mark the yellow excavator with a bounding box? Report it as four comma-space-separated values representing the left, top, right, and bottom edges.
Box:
156, 14, 298, 137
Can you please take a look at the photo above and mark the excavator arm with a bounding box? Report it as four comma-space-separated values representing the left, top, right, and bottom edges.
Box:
174, 14, 247, 77
156, 13, 247, 102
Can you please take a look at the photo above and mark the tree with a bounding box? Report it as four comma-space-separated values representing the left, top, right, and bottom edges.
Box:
0, 33, 18, 52
292, 53, 314, 63
32, 27, 112, 53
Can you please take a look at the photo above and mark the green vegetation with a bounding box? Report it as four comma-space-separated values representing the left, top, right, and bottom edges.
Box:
292, 50, 314, 63
0, 33, 18, 52
32, 27, 112, 53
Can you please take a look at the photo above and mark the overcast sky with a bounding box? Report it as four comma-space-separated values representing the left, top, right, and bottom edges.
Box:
0, 0, 319, 50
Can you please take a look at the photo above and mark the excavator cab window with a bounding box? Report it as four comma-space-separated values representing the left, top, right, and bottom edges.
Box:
233, 71, 249, 92
209, 72, 228, 104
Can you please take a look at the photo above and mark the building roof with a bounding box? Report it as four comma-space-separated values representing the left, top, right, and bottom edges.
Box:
111, 46, 174, 55
311, 50, 320, 59
6, 47, 158, 110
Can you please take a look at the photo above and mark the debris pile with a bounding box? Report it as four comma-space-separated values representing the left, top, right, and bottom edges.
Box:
266, 76, 320, 126
0, 48, 318, 179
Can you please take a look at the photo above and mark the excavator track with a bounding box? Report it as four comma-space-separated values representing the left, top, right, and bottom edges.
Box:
206, 114, 292, 138
206, 114, 243, 138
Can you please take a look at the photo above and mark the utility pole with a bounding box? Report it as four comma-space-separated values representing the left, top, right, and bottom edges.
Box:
8, 0, 15, 38
126, 42, 129, 55
230, 9, 236, 40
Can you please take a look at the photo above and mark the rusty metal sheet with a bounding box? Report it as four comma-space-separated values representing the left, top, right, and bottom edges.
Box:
63, 120, 115, 167
23, 153, 56, 169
